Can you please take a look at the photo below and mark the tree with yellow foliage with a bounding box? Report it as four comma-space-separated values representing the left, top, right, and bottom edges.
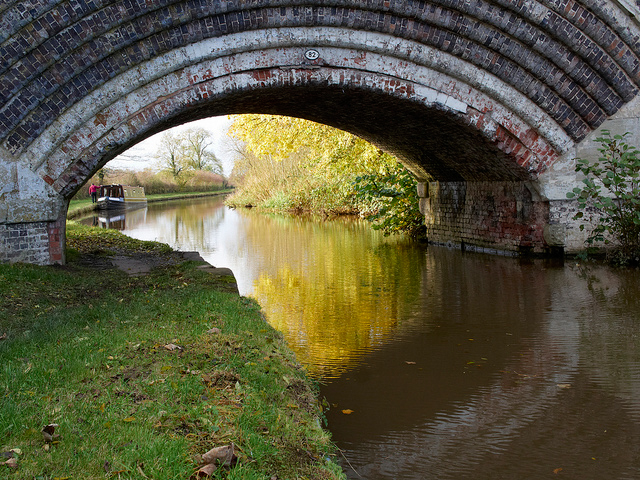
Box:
226, 114, 426, 238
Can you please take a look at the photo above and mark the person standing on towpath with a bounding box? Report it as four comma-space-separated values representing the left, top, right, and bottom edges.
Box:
89, 184, 98, 203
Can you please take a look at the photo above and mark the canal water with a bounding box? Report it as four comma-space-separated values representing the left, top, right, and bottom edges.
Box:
79, 196, 640, 479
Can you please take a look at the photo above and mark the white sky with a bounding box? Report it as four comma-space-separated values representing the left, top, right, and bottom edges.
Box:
107, 115, 235, 175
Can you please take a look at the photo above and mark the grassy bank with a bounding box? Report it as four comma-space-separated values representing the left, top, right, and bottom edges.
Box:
0, 224, 343, 479
67, 190, 234, 219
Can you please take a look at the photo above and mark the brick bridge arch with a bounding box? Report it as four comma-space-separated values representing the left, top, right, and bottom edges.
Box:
3, 1, 640, 264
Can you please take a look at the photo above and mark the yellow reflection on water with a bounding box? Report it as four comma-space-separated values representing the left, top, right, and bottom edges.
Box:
242, 210, 425, 379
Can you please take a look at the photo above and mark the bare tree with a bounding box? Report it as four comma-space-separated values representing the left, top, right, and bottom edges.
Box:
155, 128, 223, 179
155, 131, 186, 181
184, 128, 223, 174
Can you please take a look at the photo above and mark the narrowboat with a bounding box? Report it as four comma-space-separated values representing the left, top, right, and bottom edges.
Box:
96, 184, 147, 210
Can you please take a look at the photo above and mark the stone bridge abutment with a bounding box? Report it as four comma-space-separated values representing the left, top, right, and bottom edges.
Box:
3, 1, 640, 263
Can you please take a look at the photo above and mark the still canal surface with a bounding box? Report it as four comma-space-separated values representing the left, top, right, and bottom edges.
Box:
80, 195, 640, 479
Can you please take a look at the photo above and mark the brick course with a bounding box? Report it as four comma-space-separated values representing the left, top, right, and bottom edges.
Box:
0, 220, 62, 265
422, 181, 552, 254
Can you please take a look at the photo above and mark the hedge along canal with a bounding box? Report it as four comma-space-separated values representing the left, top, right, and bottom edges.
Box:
0, 222, 345, 479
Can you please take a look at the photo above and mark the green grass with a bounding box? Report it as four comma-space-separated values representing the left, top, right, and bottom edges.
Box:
0, 226, 343, 479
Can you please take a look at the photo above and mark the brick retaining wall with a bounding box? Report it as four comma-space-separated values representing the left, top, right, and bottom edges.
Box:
422, 181, 550, 254
0, 218, 64, 264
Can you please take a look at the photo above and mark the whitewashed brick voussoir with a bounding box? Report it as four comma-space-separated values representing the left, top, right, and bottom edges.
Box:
33, 29, 566, 191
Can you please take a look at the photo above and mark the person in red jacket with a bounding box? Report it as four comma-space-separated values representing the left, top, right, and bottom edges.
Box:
89, 183, 99, 203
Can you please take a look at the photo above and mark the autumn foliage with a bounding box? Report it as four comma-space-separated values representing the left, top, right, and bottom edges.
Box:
226, 114, 426, 237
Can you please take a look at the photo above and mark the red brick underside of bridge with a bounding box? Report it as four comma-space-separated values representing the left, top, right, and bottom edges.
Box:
2, 0, 640, 264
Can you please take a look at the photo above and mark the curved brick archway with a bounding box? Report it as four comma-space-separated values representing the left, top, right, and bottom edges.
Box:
3, 1, 640, 263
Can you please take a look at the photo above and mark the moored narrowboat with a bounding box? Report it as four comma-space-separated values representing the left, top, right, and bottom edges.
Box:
96, 185, 147, 210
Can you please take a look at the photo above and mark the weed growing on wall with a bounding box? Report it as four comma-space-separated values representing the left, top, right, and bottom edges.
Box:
567, 130, 640, 264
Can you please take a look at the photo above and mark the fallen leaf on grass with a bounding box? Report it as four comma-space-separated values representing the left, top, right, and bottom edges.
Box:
164, 343, 182, 351
202, 443, 237, 466
2, 457, 18, 468
207, 328, 222, 335
41, 424, 59, 443
191, 463, 217, 478
191, 443, 237, 479
1, 448, 20, 458
0, 333, 7, 341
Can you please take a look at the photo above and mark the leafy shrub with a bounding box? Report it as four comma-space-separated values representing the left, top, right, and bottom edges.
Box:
354, 165, 427, 240
566, 130, 640, 264
261, 191, 294, 210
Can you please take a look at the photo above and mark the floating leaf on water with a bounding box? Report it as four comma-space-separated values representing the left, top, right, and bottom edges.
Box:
553, 467, 563, 474
341, 409, 354, 415
405, 361, 416, 365
557, 384, 572, 389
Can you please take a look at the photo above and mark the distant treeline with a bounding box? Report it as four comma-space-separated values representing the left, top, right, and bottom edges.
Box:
74, 168, 229, 200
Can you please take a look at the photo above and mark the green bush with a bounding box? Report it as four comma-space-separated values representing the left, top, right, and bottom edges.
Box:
567, 130, 640, 264
261, 191, 294, 210
354, 165, 427, 240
